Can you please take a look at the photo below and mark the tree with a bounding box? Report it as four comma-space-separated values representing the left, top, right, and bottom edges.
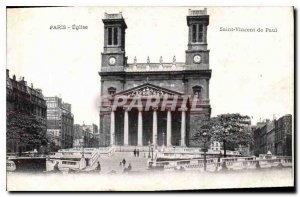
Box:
6, 110, 48, 153
193, 113, 254, 156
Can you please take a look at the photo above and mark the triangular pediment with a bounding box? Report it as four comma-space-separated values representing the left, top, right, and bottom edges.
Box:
114, 83, 183, 97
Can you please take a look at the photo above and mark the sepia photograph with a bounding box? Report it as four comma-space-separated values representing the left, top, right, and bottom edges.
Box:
5, 6, 294, 191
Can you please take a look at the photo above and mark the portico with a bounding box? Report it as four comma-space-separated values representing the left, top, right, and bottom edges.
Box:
108, 83, 189, 147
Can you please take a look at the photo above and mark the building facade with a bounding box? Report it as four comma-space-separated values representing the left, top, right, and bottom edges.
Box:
99, 9, 211, 147
266, 121, 275, 155
253, 120, 272, 156
275, 114, 292, 156
83, 124, 98, 134
6, 69, 47, 153
253, 115, 292, 156
45, 96, 74, 149
73, 124, 99, 148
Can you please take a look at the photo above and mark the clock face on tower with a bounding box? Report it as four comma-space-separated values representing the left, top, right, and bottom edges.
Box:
193, 54, 201, 64
108, 56, 116, 65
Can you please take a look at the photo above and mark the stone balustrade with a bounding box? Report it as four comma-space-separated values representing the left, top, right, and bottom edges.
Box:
104, 12, 123, 19
188, 8, 207, 16
125, 63, 209, 72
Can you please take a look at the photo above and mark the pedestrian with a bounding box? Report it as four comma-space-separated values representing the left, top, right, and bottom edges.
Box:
95, 161, 101, 172
133, 148, 136, 157
122, 158, 126, 166
256, 161, 261, 170
179, 166, 185, 171
221, 161, 228, 171
53, 161, 60, 172
109, 170, 116, 174
128, 163, 132, 171
137, 149, 140, 157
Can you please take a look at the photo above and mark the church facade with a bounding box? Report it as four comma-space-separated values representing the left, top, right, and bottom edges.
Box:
99, 9, 211, 147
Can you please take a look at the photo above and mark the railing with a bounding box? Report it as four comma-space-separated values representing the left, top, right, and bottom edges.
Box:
125, 63, 185, 72
161, 147, 201, 153
104, 12, 123, 19
115, 146, 154, 152
50, 152, 93, 159
60, 148, 98, 152
148, 156, 292, 171
47, 157, 87, 171
188, 8, 207, 16
158, 148, 240, 158
88, 150, 100, 166
54, 147, 114, 158
60, 160, 80, 169
125, 63, 210, 72
47, 148, 103, 170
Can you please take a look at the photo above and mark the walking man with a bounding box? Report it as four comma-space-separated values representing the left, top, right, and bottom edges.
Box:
122, 158, 126, 167
95, 161, 101, 172
128, 163, 132, 171
133, 149, 136, 157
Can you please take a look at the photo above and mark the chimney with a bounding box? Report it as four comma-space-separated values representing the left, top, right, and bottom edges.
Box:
13, 75, 16, 80
6, 69, 9, 78
31, 83, 33, 88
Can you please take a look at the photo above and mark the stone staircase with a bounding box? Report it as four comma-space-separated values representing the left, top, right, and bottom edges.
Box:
99, 152, 150, 174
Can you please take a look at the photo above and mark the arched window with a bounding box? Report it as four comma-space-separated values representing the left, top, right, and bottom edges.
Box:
192, 24, 204, 43
107, 27, 119, 46
108, 87, 116, 95
192, 85, 201, 98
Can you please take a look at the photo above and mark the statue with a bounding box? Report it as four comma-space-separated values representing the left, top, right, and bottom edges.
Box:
159, 56, 163, 64
134, 56, 137, 64
173, 55, 176, 64
147, 56, 150, 64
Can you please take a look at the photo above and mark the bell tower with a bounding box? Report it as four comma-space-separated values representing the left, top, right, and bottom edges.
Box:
185, 9, 209, 66
101, 12, 127, 71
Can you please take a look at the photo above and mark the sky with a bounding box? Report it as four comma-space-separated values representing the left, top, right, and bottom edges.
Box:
6, 7, 294, 126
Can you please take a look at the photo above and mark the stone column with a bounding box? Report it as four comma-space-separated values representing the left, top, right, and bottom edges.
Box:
138, 109, 143, 146
110, 110, 115, 146
123, 108, 129, 146
152, 108, 158, 146
167, 109, 172, 146
180, 108, 187, 146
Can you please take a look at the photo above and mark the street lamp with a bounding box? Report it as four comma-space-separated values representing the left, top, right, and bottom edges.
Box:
151, 144, 154, 161
47, 142, 50, 155
202, 132, 209, 172
173, 146, 176, 159
222, 128, 230, 171
148, 140, 151, 158
80, 136, 85, 158
162, 132, 165, 147
223, 129, 229, 158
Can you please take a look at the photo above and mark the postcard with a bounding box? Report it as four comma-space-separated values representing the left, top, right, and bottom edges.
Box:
6, 6, 294, 191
